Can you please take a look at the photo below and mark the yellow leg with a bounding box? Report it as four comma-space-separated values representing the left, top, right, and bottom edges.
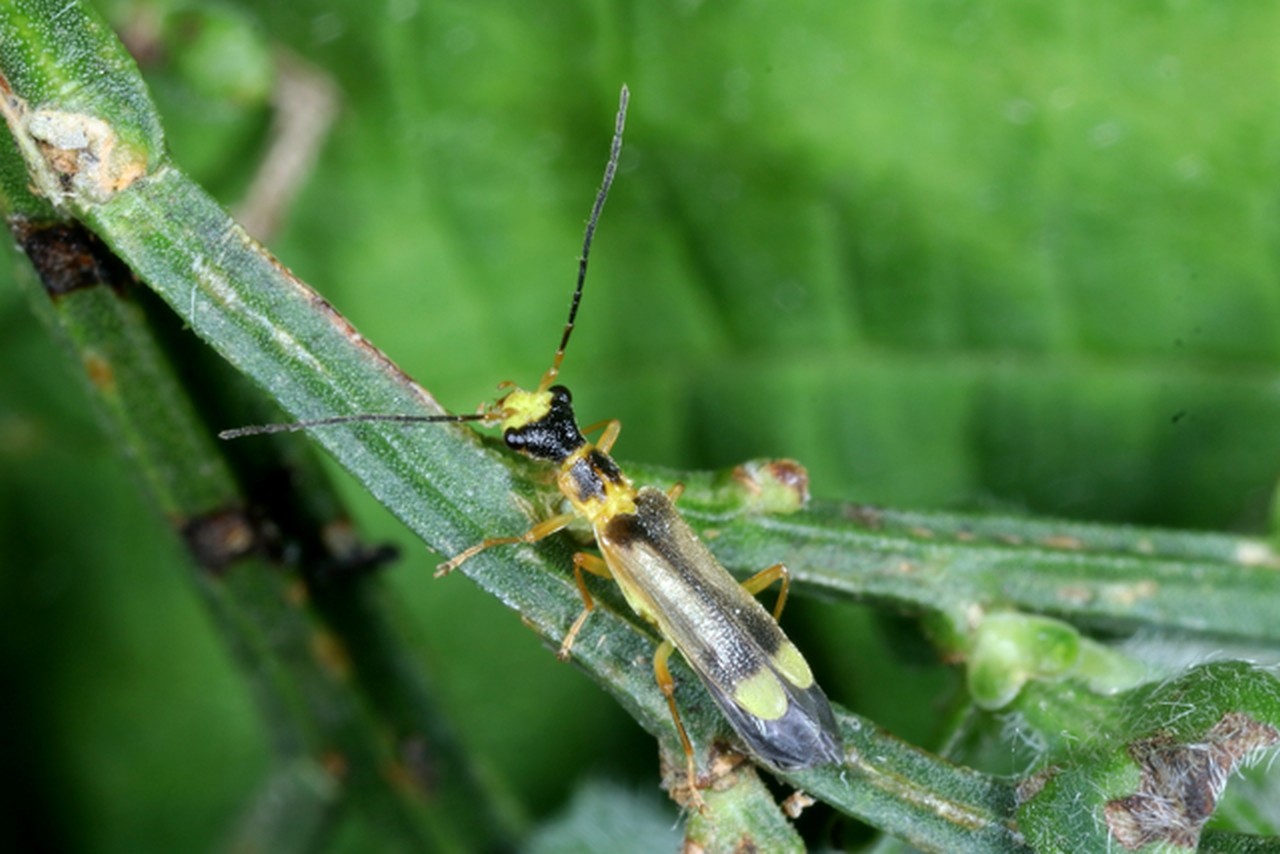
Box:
578, 418, 610, 440
435, 512, 577, 577
741, 563, 791, 621
654, 640, 706, 812
557, 552, 612, 660
583, 419, 621, 454
666, 482, 685, 503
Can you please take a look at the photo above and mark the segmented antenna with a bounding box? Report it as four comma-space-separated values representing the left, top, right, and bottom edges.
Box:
220, 86, 630, 441
218, 411, 487, 440
537, 84, 629, 391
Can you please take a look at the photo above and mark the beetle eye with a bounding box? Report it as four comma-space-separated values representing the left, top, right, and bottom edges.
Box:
550, 385, 572, 404
504, 428, 524, 450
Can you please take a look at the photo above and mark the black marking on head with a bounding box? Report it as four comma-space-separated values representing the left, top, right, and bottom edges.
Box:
504, 385, 585, 463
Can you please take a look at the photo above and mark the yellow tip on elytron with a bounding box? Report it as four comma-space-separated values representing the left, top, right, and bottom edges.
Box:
733, 668, 789, 721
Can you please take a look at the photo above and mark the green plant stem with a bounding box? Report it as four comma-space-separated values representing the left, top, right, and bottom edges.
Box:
2, 212, 519, 850
0, 2, 517, 848
649, 472, 1280, 646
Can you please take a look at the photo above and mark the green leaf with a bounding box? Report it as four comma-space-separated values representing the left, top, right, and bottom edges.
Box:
5, 1, 1280, 851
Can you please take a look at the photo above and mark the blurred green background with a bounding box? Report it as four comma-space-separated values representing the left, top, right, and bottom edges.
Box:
3, 0, 1279, 850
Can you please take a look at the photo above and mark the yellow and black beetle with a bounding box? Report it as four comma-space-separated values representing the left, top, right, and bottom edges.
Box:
223, 85, 842, 798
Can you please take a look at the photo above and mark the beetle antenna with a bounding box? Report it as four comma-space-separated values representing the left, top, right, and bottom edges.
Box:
538, 84, 629, 391
219, 411, 488, 440
222, 88, 630, 443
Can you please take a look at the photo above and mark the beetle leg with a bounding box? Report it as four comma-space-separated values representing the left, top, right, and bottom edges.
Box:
740, 563, 791, 621
666, 482, 685, 503
435, 512, 578, 577
654, 639, 706, 812
557, 552, 612, 660
578, 418, 609, 439
585, 419, 622, 454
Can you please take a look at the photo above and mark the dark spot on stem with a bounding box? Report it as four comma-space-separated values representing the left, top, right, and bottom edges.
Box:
83, 352, 115, 392
398, 735, 439, 796
8, 218, 133, 297
841, 503, 883, 530
1015, 767, 1058, 804
180, 508, 260, 574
